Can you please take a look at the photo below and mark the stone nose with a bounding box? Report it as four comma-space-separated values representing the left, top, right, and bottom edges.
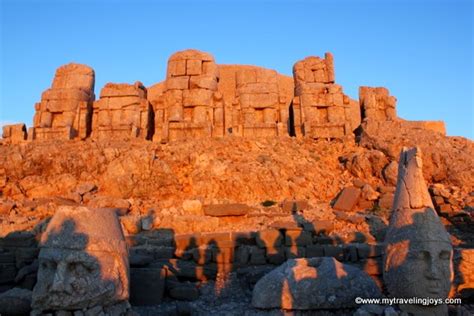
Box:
51, 262, 73, 294
425, 259, 442, 280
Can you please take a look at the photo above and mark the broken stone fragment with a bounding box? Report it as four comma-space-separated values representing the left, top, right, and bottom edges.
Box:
203, 203, 252, 216
333, 186, 361, 212
252, 257, 382, 310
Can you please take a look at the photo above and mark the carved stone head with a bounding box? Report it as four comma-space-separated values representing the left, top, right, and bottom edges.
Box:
32, 206, 129, 311
384, 147, 453, 316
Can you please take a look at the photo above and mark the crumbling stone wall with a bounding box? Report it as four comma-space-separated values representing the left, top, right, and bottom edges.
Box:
293, 53, 360, 139
359, 86, 397, 121
8, 49, 451, 143
217, 65, 294, 138
232, 68, 286, 137
30, 63, 95, 140
153, 49, 221, 142
2, 124, 27, 144
91, 82, 152, 140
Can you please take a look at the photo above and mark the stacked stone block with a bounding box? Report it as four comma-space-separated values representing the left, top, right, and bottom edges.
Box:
232, 68, 287, 137
2, 124, 27, 144
154, 49, 221, 142
293, 53, 360, 138
359, 86, 397, 121
125, 225, 386, 303
31, 63, 95, 140
91, 81, 152, 140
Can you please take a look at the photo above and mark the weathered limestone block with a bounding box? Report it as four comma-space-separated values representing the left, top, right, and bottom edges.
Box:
32, 206, 129, 312
293, 53, 335, 85
154, 49, 220, 142
2, 123, 27, 144
252, 257, 382, 310
31, 63, 95, 140
359, 86, 397, 121
333, 186, 361, 212
203, 203, 252, 217
293, 53, 360, 138
91, 81, 152, 140
52, 63, 95, 90
383, 147, 453, 316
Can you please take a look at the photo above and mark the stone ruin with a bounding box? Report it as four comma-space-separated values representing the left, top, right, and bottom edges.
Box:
292, 53, 361, 138
91, 81, 153, 140
359, 86, 397, 121
153, 49, 220, 142
2, 123, 27, 144
1, 48, 448, 144
218, 65, 294, 137
233, 67, 284, 137
29, 63, 95, 141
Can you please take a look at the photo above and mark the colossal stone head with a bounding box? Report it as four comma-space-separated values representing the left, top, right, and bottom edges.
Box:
32, 206, 129, 311
384, 147, 453, 316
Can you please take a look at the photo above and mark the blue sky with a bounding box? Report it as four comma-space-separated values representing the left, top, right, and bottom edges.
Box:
1, 0, 472, 138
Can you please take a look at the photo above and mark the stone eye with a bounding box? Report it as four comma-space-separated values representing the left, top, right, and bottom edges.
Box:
439, 251, 450, 260
408, 251, 428, 260
41, 260, 56, 270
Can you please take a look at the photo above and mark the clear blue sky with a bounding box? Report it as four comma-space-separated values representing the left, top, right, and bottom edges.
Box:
1, 0, 472, 138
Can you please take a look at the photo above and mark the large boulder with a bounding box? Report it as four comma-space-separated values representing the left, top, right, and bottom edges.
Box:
252, 257, 382, 310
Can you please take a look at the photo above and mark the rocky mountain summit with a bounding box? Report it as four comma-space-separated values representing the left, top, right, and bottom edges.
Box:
0, 49, 472, 315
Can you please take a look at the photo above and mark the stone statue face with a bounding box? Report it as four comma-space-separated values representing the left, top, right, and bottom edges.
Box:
33, 247, 124, 310
32, 207, 129, 312
385, 240, 452, 299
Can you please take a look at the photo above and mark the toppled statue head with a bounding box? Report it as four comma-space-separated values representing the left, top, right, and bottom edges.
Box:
383, 147, 453, 316
32, 206, 129, 311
